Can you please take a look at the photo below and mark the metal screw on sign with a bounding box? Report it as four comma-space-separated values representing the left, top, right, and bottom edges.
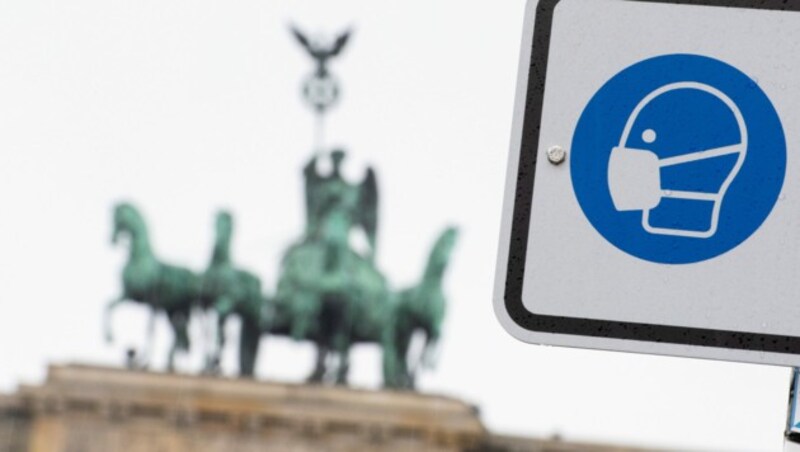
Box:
547, 146, 567, 165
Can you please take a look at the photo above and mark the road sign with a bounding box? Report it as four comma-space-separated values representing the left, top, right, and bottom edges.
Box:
494, 0, 800, 366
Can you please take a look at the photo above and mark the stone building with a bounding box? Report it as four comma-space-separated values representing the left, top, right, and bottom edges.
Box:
0, 365, 653, 452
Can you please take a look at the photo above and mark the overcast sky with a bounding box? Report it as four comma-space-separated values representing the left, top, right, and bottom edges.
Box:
0, 1, 791, 450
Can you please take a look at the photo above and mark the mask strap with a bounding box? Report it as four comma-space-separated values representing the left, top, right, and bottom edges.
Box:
658, 143, 744, 168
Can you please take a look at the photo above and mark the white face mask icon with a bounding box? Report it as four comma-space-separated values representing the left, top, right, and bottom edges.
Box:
607, 82, 748, 239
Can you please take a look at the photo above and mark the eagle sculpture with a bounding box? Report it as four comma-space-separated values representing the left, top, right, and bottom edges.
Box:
291, 25, 352, 78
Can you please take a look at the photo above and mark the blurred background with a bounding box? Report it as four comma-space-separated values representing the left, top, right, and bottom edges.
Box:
0, 1, 791, 450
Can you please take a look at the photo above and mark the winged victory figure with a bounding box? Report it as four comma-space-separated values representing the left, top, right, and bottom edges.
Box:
303, 149, 378, 261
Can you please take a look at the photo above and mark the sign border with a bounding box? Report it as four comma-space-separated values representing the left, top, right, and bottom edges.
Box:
499, 0, 800, 357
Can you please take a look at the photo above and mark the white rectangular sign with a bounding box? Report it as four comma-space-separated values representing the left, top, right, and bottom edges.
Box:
495, 0, 800, 365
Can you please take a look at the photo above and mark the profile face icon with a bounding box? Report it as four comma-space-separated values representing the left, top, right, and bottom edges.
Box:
607, 82, 747, 239
570, 54, 786, 264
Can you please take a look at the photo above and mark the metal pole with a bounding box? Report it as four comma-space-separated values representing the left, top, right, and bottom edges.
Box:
314, 112, 325, 154
785, 368, 800, 451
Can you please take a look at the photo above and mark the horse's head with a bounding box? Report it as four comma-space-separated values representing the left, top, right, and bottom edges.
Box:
426, 226, 459, 276
112, 202, 145, 245
215, 210, 233, 242
210, 210, 234, 265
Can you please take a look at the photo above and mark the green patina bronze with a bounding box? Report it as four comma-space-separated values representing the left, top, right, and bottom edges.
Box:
201, 211, 265, 375
274, 150, 383, 383
262, 150, 458, 388
280, 149, 380, 338
386, 226, 458, 389
105, 203, 202, 371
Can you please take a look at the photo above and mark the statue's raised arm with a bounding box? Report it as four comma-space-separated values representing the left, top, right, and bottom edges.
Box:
357, 167, 379, 261
303, 155, 323, 235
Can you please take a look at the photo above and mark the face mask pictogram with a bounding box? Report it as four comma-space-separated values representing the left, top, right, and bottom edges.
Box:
571, 54, 785, 264
607, 82, 748, 239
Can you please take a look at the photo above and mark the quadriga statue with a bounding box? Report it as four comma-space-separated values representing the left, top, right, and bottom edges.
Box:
105, 152, 458, 390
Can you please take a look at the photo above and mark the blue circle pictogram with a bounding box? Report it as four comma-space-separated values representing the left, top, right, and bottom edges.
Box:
571, 54, 786, 264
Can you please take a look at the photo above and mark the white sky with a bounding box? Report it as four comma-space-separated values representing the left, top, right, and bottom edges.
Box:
0, 1, 791, 451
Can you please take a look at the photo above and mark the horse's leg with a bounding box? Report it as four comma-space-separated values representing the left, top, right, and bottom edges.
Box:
380, 319, 399, 388
206, 312, 227, 373
141, 308, 157, 369
199, 308, 215, 373
396, 337, 412, 389
238, 319, 261, 378
406, 339, 419, 390
383, 321, 410, 389
214, 296, 234, 349
167, 310, 190, 373
408, 329, 440, 389
329, 322, 351, 386
203, 296, 233, 374
307, 344, 327, 384
103, 296, 126, 343
334, 348, 351, 386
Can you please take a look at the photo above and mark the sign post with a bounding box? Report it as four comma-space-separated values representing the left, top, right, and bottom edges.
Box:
495, 0, 800, 366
